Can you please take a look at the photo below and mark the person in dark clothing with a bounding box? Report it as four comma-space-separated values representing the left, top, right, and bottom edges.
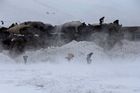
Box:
1, 21, 4, 25
113, 20, 119, 25
86, 52, 93, 64
23, 55, 28, 64
99, 17, 105, 25
9, 23, 18, 28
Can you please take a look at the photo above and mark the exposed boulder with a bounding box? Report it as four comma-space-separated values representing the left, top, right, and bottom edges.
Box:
7, 24, 30, 34
1, 21, 54, 54
0, 27, 10, 46
63, 21, 82, 27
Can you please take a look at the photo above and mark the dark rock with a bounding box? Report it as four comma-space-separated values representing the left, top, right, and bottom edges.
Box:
0, 20, 139, 56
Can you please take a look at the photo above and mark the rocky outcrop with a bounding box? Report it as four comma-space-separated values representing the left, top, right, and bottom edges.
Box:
0, 20, 139, 55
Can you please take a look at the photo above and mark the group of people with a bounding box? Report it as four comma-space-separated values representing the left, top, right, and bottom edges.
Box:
99, 16, 119, 25
65, 52, 93, 64
23, 52, 93, 64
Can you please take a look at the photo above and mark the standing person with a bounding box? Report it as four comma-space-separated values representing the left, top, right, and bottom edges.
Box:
113, 20, 119, 25
86, 52, 93, 64
99, 17, 105, 25
1, 20, 4, 25
23, 55, 28, 64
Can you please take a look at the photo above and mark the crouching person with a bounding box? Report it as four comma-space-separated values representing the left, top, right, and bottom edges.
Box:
65, 53, 74, 62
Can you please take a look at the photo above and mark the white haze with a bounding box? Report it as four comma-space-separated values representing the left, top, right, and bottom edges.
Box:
0, 0, 140, 26
0, 40, 140, 93
0, 0, 140, 93
1, 40, 140, 64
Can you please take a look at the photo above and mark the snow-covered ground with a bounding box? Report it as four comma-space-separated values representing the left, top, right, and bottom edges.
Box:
0, 63, 140, 93
0, 40, 140, 93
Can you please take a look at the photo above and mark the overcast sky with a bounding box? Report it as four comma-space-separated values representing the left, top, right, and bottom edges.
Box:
0, 0, 140, 26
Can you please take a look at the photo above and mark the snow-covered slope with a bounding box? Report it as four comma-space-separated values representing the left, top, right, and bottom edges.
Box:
0, 40, 137, 64
0, 0, 140, 26
14, 41, 106, 63
0, 40, 140, 64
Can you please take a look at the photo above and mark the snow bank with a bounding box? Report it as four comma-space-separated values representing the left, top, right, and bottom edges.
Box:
9, 40, 140, 63
0, 40, 140, 64
13, 41, 107, 63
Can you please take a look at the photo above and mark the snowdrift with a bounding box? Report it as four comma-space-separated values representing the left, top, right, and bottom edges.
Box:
0, 40, 140, 64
